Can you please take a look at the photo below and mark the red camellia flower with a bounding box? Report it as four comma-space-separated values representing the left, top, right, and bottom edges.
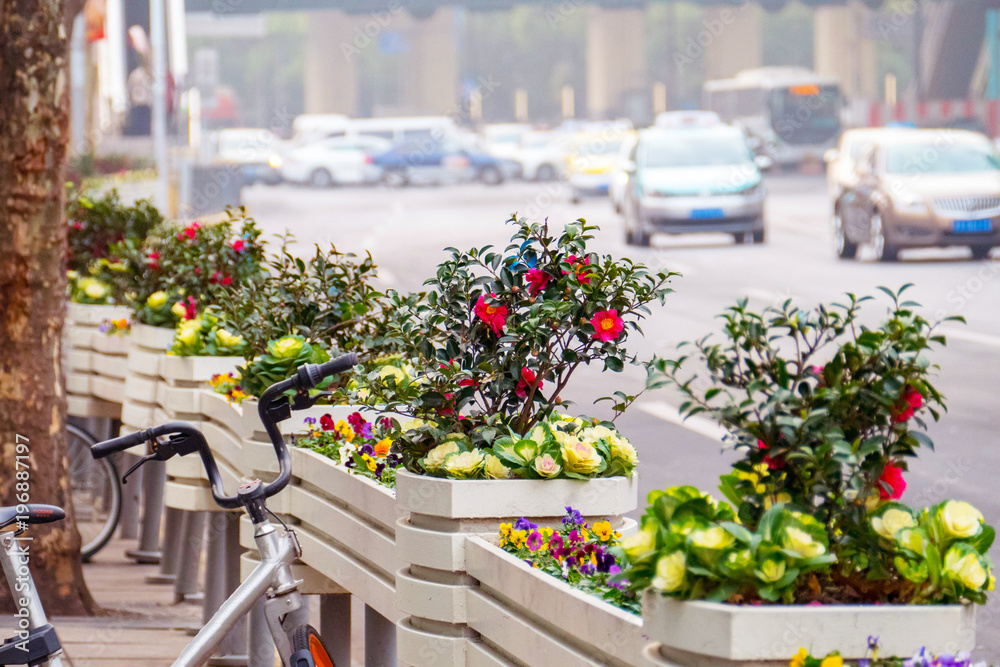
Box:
320, 414, 335, 431
515, 368, 543, 398
564, 255, 592, 285
177, 221, 201, 242
232, 239, 246, 252
878, 462, 906, 500
474, 294, 508, 335
525, 268, 550, 296
222, 276, 232, 286
891, 386, 924, 423
70, 220, 83, 230
757, 439, 785, 470
590, 309, 624, 342
147, 251, 160, 270
183, 296, 198, 321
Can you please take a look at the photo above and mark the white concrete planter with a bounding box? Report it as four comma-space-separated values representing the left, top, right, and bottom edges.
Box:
395, 470, 639, 667
120, 323, 173, 435
66, 302, 128, 325
459, 537, 645, 667
641, 590, 977, 667
64, 303, 128, 417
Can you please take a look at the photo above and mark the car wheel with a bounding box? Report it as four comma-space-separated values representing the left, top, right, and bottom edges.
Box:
383, 169, 408, 187
633, 205, 651, 247
309, 168, 333, 188
752, 228, 766, 244
479, 165, 503, 185
870, 212, 899, 262
971, 244, 994, 260
570, 188, 582, 205
833, 209, 857, 259
535, 164, 556, 182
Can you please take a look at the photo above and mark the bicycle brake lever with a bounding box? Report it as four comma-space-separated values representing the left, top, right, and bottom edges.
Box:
290, 389, 332, 411
122, 453, 156, 485
121, 434, 202, 484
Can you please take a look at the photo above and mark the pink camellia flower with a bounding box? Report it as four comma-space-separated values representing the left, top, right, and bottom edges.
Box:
473, 294, 508, 335
525, 268, 550, 296
183, 296, 198, 321
878, 462, 906, 500
590, 309, 624, 342
516, 368, 543, 398
563, 255, 592, 285
892, 386, 924, 423
232, 239, 246, 252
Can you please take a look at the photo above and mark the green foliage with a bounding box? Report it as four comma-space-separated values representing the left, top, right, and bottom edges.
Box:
169, 311, 247, 357
238, 335, 330, 398
353, 217, 675, 471
66, 187, 164, 273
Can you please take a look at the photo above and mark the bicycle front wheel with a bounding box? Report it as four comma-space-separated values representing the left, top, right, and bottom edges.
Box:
66, 423, 122, 561
291, 624, 335, 667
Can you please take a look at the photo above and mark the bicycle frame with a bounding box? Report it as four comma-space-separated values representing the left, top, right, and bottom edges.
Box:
0, 532, 64, 667
173, 514, 308, 667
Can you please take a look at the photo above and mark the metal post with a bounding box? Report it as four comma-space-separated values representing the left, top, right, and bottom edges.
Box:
125, 460, 164, 563
247, 598, 274, 667
147, 507, 184, 584
989, 10, 1000, 99
320, 595, 352, 667
174, 510, 206, 603
364, 605, 396, 667
205, 512, 248, 666
150, 0, 169, 208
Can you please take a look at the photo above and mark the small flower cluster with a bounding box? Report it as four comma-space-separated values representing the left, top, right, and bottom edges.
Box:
498, 507, 638, 614
295, 412, 401, 490
98, 317, 130, 337
209, 372, 247, 405
417, 413, 638, 480
138, 290, 186, 328
169, 310, 246, 357
621, 487, 836, 604
790, 638, 991, 667
67, 273, 113, 305
869, 499, 994, 604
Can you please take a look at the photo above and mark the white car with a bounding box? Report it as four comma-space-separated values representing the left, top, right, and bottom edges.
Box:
609, 133, 639, 213
515, 131, 573, 182
279, 136, 391, 188
482, 123, 533, 160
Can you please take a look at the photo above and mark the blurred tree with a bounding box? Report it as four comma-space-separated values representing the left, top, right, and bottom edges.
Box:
0, 0, 97, 614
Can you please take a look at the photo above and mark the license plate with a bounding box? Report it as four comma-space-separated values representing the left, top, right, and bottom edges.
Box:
953, 219, 992, 233
691, 208, 724, 219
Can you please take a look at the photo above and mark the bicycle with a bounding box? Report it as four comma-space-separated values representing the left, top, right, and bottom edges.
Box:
91, 352, 358, 667
0, 504, 68, 666
65, 423, 122, 561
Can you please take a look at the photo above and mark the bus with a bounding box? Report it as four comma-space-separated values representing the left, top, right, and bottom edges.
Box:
703, 67, 843, 167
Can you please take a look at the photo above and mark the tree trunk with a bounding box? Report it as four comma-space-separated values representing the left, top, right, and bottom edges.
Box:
0, 0, 97, 614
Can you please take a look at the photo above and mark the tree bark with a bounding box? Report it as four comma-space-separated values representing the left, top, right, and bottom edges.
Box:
0, 0, 97, 614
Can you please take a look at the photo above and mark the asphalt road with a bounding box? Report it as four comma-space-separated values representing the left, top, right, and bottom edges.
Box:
242, 174, 1000, 660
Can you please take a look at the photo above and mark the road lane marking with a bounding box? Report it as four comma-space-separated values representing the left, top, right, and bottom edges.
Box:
938, 327, 1000, 348
637, 401, 729, 443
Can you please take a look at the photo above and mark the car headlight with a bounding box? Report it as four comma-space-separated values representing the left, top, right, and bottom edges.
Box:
891, 190, 927, 213
737, 182, 763, 197
268, 154, 282, 169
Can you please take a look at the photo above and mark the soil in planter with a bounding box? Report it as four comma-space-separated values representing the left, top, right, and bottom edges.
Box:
726, 571, 919, 606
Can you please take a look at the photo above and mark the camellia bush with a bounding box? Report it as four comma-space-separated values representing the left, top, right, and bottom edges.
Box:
66, 188, 163, 273
110, 208, 265, 327
353, 217, 675, 478
626, 287, 994, 605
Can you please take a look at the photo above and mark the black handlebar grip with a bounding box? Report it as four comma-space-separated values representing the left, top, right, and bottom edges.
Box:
91, 429, 150, 459
295, 353, 359, 390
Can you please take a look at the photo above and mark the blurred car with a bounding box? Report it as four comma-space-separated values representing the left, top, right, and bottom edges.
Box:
654, 110, 722, 129
214, 128, 281, 185
824, 127, 909, 199
565, 130, 630, 202
372, 138, 506, 186
620, 124, 770, 247
278, 136, 390, 187
609, 132, 640, 213
482, 123, 533, 160
834, 129, 1000, 261
513, 131, 572, 181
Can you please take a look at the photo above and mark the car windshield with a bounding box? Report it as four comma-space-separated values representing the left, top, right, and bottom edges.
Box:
885, 142, 1000, 173
643, 134, 753, 168
574, 140, 622, 156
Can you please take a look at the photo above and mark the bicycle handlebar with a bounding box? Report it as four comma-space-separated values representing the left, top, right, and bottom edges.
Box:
91, 353, 360, 510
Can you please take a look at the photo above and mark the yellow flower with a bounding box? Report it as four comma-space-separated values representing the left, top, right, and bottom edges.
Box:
379, 365, 410, 384
509, 529, 527, 549
610, 436, 639, 466
273, 336, 304, 359
147, 291, 168, 308
790, 647, 809, 667
784, 527, 826, 558
872, 508, 916, 540
756, 558, 786, 584
592, 520, 614, 542
83, 280, 108, 299
821, 656, 844, 667
896, 528, 929, 555
764, 492, 792, 509
944, 550, 988, 590
532, 454, 561, 478
651, 551, 686, 592
362, 454, 377, 472
422, 442, 460, 472
216, 329, 243, 349
621, 526, 657, 561
171, 301, 187, 318
484, 454, 511, 479
499, 523, 512, 546
939, 500, 984, 539
560, 439, 603, 475
176, 319, 201, 347
690, 526, 735, 550
229, 389, 247, 404
443, 449, 486, 479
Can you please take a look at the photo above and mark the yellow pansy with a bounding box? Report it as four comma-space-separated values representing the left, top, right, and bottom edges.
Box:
592, 520, 614, 542
790, 647, 809, 667
820, 657, 844, 667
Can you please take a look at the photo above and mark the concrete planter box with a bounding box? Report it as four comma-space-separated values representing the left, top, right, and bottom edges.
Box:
120, 323, 173, 435
66, 302, 128, 325
641, 590, 977, 667
459, 536, 645, 667
91, 332, 132, 356
395, 470, 639, 667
